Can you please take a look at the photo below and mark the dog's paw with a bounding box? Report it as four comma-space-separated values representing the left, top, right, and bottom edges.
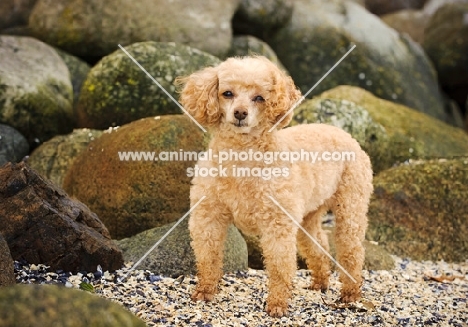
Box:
266, 303, 288, 317
310, 281, 329, 293
339, 289, 361, 303
191, 290, 215, 302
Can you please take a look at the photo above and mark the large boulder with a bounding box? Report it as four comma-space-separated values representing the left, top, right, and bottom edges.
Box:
423, 2, 468, 114
117, 218, 248, 277
291, 98, 389, 173
29, 0, 240, 58
0, 285, 146, 327
316, 86, 468, 169
0, 36, 73, 146
0, 162, 123, 272
63, 115, 207, 240
28, 129, 103, 187
76, 42, 220, 129
367, 158, 468, 262
268, 0, 456, 126
0, 124, 29, 167
0, 234, 15, 287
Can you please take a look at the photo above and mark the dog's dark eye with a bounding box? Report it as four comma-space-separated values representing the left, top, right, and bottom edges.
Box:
222, 91, 233, 98
253, 95, 265, 102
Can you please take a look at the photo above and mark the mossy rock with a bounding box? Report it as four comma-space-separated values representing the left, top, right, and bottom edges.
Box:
117, 218, 248, 276
0, 284, 145, 327
367, 158, 468, 262
76, 42, 220, 129
0, 36, 73, 146
63, 115, 209, 239
28, 128, 103, 187
268, 0, 456, 125
291, 98, 389, 173
29, 0, 238, 58
317, 86, 468, 168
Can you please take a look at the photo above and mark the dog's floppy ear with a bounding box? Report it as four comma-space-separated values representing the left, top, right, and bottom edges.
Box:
175, 67, 221, 127
268, 68, 302, 130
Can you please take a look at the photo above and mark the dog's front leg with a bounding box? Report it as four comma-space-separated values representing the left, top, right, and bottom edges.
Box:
189, 202, 230, 302
260, 220, 298, 317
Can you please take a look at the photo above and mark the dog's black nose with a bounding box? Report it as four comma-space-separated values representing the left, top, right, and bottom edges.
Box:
234, 110, 248, 121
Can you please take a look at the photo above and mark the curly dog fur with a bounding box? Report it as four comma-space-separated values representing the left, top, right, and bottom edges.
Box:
176, 56, 373, 317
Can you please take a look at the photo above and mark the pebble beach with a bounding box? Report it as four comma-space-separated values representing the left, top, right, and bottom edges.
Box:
15, 256, 468, 327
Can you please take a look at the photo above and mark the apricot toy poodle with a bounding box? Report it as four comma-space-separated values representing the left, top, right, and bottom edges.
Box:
176, 56, 373, 317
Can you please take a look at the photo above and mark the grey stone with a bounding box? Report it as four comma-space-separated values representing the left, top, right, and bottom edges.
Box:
0, 124, 29, 167
117, 218, 248, 277
0, 36, 73, 146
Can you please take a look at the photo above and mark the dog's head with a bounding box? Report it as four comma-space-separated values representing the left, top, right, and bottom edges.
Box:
176, 56, 302, 134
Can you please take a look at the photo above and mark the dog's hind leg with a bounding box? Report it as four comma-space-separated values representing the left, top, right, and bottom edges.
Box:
189, 199, 231, 302
297, 205, 331, 292
331, 166, 372, 303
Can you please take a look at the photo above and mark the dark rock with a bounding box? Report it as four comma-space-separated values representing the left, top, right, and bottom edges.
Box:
367, 158, 468, 262
63, 115, 208, 239
0, 0, 37, 30
0, 162, 123, 272
0, 36, 74, 147
0, 233, 15, 287
53, 48, 91, 109
268, 0, 455, 126
423, 2, 468, 115
365, 0, 428, 15
76, 42, 220, 129
29, 0, 240, 58
28, 129, 103, 187
233, 0, 294, 38
0, 284, 146, 327
226, 35, 286, 71
117, 218, 248, 276
0, 124, 29, 167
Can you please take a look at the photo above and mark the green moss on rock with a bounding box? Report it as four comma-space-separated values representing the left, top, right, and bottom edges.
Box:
63, 115, 209, 239
317, 86, 468, 169
367, 158, 468, 262
76, 42, 220, 129
0, 285, 145, 327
